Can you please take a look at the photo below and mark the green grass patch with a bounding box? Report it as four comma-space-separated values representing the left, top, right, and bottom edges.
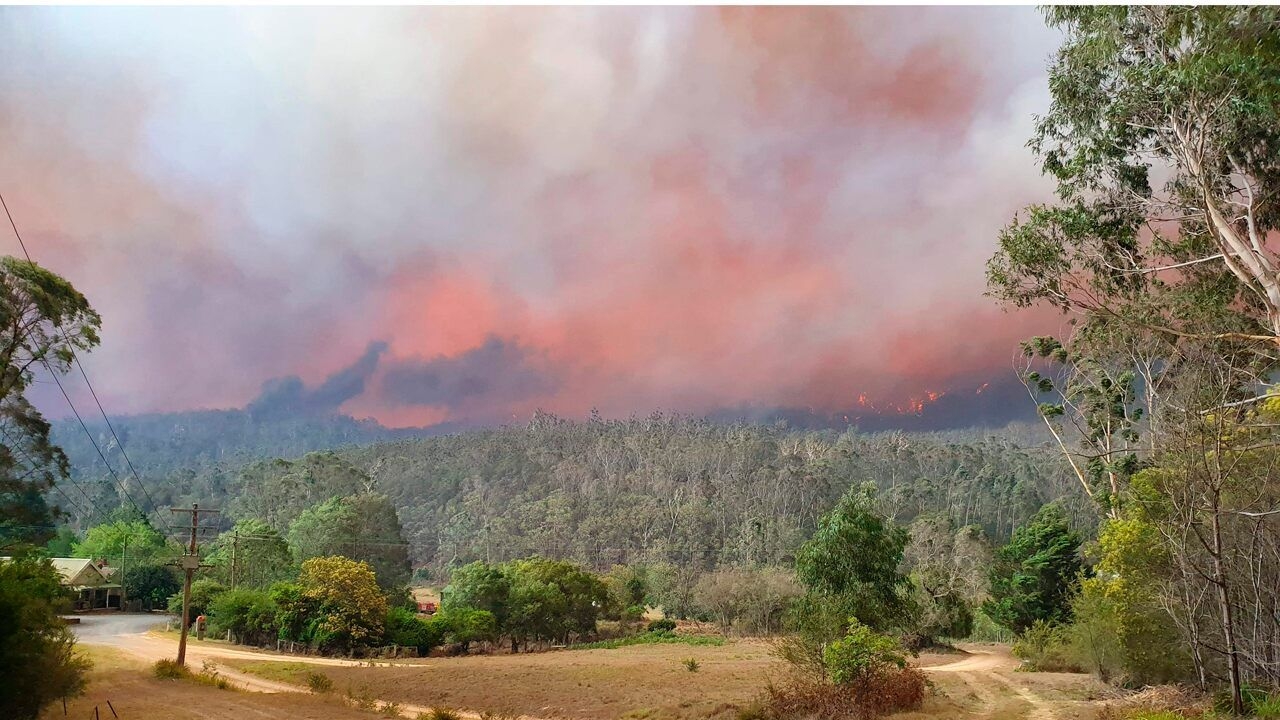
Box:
232, 660, 314, 685
574, 631, 725, 650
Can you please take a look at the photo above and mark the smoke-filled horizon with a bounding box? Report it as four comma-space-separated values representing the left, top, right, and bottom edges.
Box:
2, 7, 1067, 431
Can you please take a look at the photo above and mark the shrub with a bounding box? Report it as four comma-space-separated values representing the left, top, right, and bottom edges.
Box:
153, 659, 189, 680
1253, 693, 1280, 718
168, 578, 227, 620
1011, 620, 1083, 673
418, 709, 461, 720
1213, 685, 1280, 716
196, 660, 231, 690
682, 657, 700, 672
297, 556, 387, 651
306, 671, 333, 694
437, 607, 496, 652
761, 668, 926, 720
385, 606, 445, 655
647, 618, 677, 633
208, 588, 277, 644
622, 605, 646, 622
822, 619, 907, 686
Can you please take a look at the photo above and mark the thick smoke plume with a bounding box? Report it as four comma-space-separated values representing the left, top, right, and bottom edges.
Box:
1, 7, 1063, 430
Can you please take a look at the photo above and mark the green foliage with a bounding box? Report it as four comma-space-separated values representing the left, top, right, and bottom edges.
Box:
646, 618, 676, 633
681, 657, 700, 672
0, 553, 90, 718
822, 619, 908, 686
297, 556, 387, 651
384, 607, 445, 655
795, 484, 913, 637
168, 578, 227, 620
574, 632, 724, 650
288, 494, 411, 591
268, 581, 312, 642
984, 504, 1082, 634
152, 658, 187, 680
208, 588, 277, 644
443, 560, 512, 627
58, 413, 1089, 582
0, 258, 101, 550
434, 607, 496, 650
72, 518, 170, 564
122, 561, 181, 609
1011, 620, 1082, 673
42, 527, 78, 556
205, 519, 293, 589
443, 557, 608, 651
505, 557, 609, 649
306, 671, 333, 694
1073, 516, 1187, 685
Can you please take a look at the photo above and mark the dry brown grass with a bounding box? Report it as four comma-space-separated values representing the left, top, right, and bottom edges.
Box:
1095, 685, 1211, 720
759, 668, 928, 719
39, 646, 387, 720
227, 639, 783, 720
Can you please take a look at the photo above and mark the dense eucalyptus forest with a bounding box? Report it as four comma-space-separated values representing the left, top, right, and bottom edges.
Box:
53, 410, 1084, 576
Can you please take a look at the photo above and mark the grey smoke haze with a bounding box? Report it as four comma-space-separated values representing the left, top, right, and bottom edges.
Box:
248, 341, 388, 420
380, 336, 558, 415
2, 7, 1066, 430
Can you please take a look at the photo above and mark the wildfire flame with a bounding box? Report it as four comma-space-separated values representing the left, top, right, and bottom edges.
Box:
845, 385, 987, 417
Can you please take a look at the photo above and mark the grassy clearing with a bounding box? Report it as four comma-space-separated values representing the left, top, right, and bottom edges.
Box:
230, 639, 779, 720
42, 649, 389, 719
231, 660, 315, 685
574, 632, 726, 650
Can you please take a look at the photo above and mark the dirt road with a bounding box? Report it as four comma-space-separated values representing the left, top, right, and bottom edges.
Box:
72, 616, 1100, 720
71, 613, 515, 718
918, 646, 1103, 720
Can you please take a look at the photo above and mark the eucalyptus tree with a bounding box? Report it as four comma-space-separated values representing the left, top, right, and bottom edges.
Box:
0, 258, 101, 546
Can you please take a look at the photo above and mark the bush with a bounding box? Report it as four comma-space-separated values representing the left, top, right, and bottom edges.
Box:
208, 588, 277, 644
306, 671, 333, 694
167, 578, 227, 621
123, 562, 181, 610
622, 605, 646, 622
153, 659, 189, 680
1213, 685, 1280, 716
0, 554, 90, 719
682, 657, 700, 672
822, 620, 907, 686
647, 618, 677, 633
385, 607, 446, 655
417, 709, 461, 720
761, 668, 927, 719
1011, 620, 1083, 673
435, 607, 496, 652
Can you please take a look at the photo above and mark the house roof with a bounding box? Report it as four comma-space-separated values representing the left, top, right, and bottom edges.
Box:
0, 557, 121, 589
50, 558, 117, 589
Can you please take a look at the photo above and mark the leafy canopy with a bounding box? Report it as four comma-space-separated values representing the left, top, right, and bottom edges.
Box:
795, 483, 913, 633
984, 504, 1083, 635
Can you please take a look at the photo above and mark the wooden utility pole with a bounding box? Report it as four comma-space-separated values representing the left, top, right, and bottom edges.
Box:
169, 503, 217, 667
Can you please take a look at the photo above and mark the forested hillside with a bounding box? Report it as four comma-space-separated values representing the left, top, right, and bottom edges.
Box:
54, 408, 1087, 577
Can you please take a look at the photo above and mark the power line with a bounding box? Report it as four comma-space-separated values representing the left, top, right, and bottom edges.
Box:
0, 191, 155, 517
0, 418, 97, 521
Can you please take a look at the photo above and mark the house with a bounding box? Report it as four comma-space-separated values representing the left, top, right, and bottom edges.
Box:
51, 558, 124, 611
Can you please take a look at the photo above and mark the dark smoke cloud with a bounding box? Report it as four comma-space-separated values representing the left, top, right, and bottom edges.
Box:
379, 336, 558, 414
247, 341, 387, 420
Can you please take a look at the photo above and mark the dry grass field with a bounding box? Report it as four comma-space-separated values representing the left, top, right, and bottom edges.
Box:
227, 640, 783, 720
41, 646, 389, 720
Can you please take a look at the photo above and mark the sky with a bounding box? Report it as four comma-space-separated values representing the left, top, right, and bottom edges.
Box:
0, 7, 1067, 431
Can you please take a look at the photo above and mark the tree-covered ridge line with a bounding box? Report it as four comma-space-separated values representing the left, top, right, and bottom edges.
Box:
55, 409, 1088, 578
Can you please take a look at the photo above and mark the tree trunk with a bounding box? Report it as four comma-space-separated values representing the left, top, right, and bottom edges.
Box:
1211, 509, 1245, 715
